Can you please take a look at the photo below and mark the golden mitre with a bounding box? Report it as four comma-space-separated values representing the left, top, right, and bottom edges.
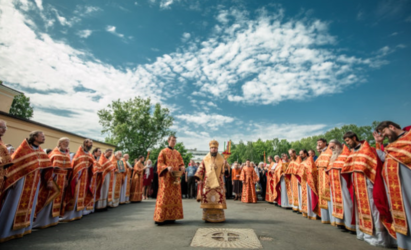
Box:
209, 139, 219, 148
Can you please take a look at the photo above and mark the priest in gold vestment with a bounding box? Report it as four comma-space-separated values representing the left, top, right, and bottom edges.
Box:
195, 140, 229, 223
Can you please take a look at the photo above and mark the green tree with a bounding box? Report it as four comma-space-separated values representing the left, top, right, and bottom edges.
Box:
149, 141, 193, 166
97, 97, 174, 162
9, 94, 34, 119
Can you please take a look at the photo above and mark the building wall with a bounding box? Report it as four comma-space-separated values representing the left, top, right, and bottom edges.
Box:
0, 113, 115, 154
0, 85, 19, 113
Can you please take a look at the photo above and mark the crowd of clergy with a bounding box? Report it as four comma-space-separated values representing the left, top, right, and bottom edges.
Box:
0, 119, 154, 243
1, 119, 411, 250
225, 120, 410, 250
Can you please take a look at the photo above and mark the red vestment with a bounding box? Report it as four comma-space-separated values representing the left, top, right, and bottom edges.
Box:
64, 146, 94, 213
325, 145, 350, 220
5, 139, 52, 230
130, 161, 144, 202
272, 160, 287, 204
98, 153, 115, 203
265, 162, 275, 202
297, 157, 319, 217
0, 138, 13, 197
341, 141, 394, 237
285, 156, 302, 210
382, 131, 411, 236
42, 147, 70, 218
316, 148, 332, 209
240, 166, 259, 203
153, 148, 185, 222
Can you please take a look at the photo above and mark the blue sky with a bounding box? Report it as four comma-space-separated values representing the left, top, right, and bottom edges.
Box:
0, 0, 410, 150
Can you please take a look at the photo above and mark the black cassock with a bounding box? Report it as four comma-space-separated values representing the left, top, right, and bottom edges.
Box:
224, 169, 233, 199
150, 161, 159, 198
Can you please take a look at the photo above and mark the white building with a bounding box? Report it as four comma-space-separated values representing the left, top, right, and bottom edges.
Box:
187, 148, 209, 163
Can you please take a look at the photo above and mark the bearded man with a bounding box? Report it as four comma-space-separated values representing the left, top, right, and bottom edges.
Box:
195, 140, 230, 222
325, 139, 355, 232
0, 131, 52, 242
34, 137, 71, 229
341, 132, 395, 247
374, 121, 411, 250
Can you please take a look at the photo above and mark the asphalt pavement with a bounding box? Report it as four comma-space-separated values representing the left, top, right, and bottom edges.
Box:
1, 198, 384, 250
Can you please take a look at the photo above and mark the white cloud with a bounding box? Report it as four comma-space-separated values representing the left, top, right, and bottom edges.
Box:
0, 1, 169, 140
0, 2, 397, 147
34, 0, 43, 11
182, 32, 191, 42
77, 29, 93, 38
106, 25, 124, 38
176, 112, 234, 130
160, 0, 174, 9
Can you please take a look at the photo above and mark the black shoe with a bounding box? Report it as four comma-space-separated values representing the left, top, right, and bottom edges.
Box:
155, 221, 166, 226
297, 212, 302, 214
349, 231, 356, 235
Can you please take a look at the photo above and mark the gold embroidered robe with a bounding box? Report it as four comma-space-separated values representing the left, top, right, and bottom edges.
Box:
195, 153, 227, 222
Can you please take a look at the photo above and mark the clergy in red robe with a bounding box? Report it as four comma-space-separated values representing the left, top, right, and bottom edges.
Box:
341, 132, 395, 247
96, 149, 114, 210
61, 139, 94, 222
0, 119, 13, 198
153, 135, 185, 224
325, 140, 355, 232
108, 151, 126, 207
284, 149, 302, 212
34, 137, 71, 229
265, 156, 275, 203
297, 150, 319, 220
315, 139, 335, 224
0, 131, 52, 242
130, 155, 144, 202
195, 140, 229, 222
240, 159, 259, 203
375, 121, 411, 250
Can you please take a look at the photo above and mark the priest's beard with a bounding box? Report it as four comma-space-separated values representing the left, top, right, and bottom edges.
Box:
211, 152, 217, 157
387, 129, 399, 143
84, 145, 92, 152
331, 148, 342, 161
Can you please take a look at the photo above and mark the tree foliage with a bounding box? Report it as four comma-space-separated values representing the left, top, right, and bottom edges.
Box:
227, 121, 380, 164
9, 94, 34, 119
97, 97, 174, 162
